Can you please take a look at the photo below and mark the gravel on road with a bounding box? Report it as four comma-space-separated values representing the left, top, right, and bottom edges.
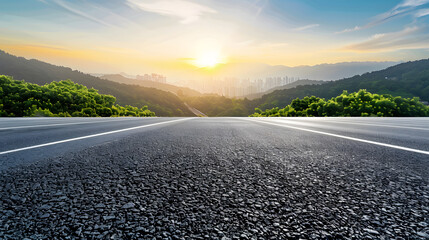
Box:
0, 120, 428, 239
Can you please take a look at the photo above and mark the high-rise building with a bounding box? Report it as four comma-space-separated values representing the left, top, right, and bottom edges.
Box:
136, 73, 167, 83
187, 74, 301, 98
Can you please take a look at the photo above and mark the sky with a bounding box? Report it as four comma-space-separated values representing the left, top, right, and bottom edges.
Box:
1, 0, 429, 75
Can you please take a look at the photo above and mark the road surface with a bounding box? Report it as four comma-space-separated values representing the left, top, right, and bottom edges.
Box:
0, 117, 428, 239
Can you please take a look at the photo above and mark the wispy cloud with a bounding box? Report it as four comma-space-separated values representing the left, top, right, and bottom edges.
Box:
337, 26, 362, 34
415, 8, 429, 17
126, 0, 216, 24
341, 26, 429, 52
293, 24, 320, 31
338, 0, 429, 33
41, 0, 114, 27
234, 40, 288, 49
252, 0, 269, 16
19, 44, 69, 51
398, 0, 429, 8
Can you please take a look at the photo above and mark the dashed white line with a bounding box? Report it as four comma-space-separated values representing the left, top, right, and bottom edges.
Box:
245, 118, 429, 155
0, 118, 191, 155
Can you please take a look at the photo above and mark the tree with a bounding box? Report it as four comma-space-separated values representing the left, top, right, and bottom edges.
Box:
0, 75, 156, 117
250, 89, 429, 117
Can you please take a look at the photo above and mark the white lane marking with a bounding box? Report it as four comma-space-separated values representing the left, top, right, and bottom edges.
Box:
0, 118, 191, 155
326, 120, 429, 131
0, 118, 140, 131
244, 118, 429, 156
274, 118, 429, 131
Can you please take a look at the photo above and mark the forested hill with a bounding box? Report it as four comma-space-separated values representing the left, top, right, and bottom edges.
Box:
244, 79, 325, 100
0, 50, 193, 116
254, 59, 429, 110
0, 76, 155, 117
101, 74, 202, 97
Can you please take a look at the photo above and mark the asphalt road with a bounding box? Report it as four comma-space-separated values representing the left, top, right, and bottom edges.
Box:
0, 117, 428, 239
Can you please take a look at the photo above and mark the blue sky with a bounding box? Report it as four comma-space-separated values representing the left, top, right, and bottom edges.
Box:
1, 0, 429, 73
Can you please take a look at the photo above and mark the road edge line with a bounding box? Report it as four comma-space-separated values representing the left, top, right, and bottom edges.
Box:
244, 118, 429, 156
0, 118, 191, 155
0, 118, 140, 131
277, 118, 429, 131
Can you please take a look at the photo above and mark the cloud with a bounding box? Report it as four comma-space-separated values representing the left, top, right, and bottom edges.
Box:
234, 40, 288, 49
338, 0, 429, 33
252, 0, 269, 16
415, 8, 429, 17
398, 0, 429, 8
126, 0, 216, 24
20, 44, 68, 51
41, 0, 114, 27
293, 24, 320, 31
337, 26, 362, 34
341, 26, 429, 52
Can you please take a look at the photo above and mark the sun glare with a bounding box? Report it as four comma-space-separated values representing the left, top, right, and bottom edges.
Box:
193, 52, 223, 68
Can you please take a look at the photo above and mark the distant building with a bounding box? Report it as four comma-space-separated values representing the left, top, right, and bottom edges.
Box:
191, 74, 301, 97
136, 73, 167, 83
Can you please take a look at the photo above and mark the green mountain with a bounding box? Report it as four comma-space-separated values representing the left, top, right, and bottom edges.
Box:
244, 79, 325, 100
254, 59, 429, 111
183, 94, 253, 117
100, 74, 202, 97
185, 59, 429, 116
2, 50, 427, 117
0, 50, 193, 116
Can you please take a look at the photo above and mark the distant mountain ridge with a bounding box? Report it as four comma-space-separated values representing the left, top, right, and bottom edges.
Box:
192, 61, 399, 81
184, 59, 429, 116
267, 61, 400, 81
254, 59, 429, 110
2, 49, 426, 117
244, 79, 325, 100
100, 74, 202, 97
0, 50, 193, 116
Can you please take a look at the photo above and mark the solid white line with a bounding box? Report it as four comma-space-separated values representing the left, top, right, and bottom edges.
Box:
0, 118, 190, 155
275, 118, 429, 131
244, 118, 429, 155
0, 118, 139, 131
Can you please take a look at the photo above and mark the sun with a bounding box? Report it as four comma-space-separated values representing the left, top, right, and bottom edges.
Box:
193, 52, 223, 68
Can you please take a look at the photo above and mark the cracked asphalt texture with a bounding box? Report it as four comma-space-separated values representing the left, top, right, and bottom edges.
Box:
0, 117, 428, 239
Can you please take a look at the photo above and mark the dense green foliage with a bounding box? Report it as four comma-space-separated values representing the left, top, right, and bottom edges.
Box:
0, 50, 193, 116
183, 95, 252, 117
0, 76, 155, 117
250, 90, 429, 117
254, 59, 429, 110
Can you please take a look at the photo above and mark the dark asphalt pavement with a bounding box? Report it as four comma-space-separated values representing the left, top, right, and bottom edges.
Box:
0, 117, 188, 170
0, 117, 428, 239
